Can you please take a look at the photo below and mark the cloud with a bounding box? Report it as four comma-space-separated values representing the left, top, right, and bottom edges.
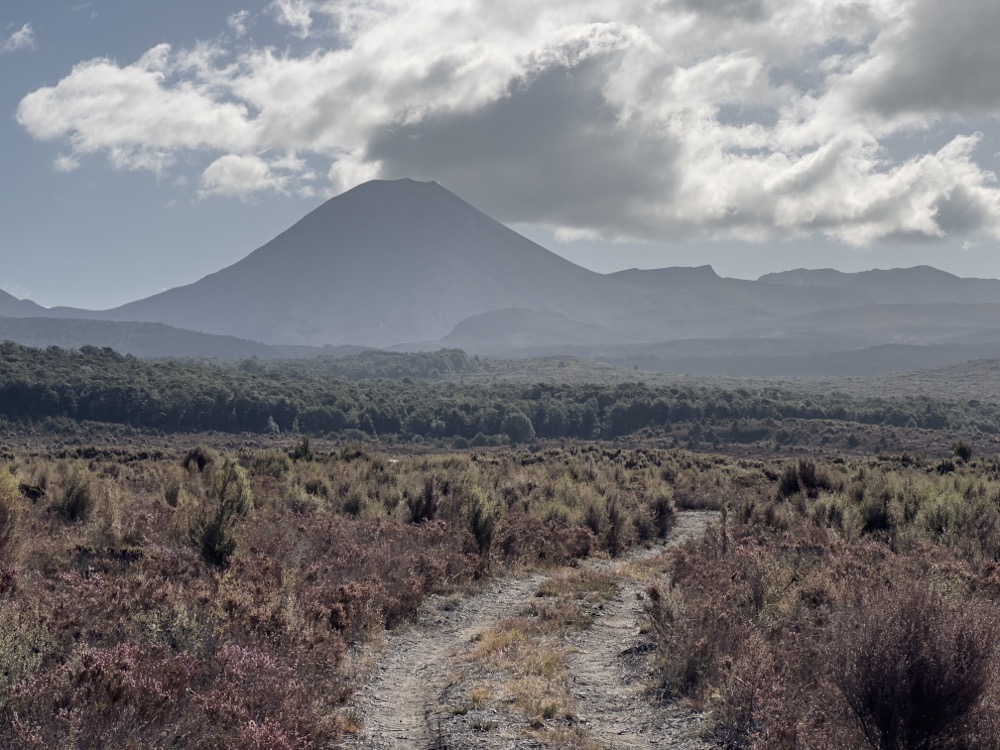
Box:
1, 23, 35, 53
53, 154, 81, 173
199, 154, 289, 198
16, 0, 1000, 245
18, 46, 256, 154
270, 0, 312, 37
228, 10, 251, 38
841, 0, 1000, 120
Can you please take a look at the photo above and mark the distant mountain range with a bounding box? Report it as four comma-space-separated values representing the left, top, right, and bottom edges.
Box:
5, 178, 1000, 375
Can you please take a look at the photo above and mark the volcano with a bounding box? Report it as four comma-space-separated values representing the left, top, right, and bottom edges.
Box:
96, 178, 620, 347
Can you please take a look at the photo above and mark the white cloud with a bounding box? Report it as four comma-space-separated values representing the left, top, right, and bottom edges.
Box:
107, 147, 177, 175
327, 151, 382, 195
18, 47, 256, 154
270, 0, 313, 37
199, 154, 289, 198
16, 0, 1000, 245
1, 23, 35, 54
228, 10, 251, 38
53, 154, 81, 173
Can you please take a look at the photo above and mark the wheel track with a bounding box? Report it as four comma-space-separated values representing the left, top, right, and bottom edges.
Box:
342, 571, 546, 749
566, 511, 717, 750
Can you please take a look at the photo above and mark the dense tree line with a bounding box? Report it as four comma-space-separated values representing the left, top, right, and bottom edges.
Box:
0, 342, 994, 441
257, 348, 478, 381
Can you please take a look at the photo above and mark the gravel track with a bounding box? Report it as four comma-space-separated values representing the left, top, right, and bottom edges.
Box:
341, 511, 717, 750
565, 511, 716, 750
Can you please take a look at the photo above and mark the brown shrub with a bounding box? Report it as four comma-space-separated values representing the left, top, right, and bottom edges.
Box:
1, 642, 339, 750
52, 463, 95, 522
829, 585, 1000, 750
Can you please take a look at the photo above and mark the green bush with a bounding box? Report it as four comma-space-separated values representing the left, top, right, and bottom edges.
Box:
467, 487, 498, 561
250, 451, 292, 479
195, 456, 253, 566
54, 464, 94, 522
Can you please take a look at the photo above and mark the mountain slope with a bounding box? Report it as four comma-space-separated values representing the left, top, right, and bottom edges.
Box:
0, 316, 276, 359
93, 179, 623, 347
0, 290, 47, 318
759, 266, 1000, 304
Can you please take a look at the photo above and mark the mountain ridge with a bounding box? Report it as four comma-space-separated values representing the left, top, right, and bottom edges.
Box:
7, 178, 1000, 376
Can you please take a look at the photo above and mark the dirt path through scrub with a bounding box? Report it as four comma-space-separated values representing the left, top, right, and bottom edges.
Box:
343, 572, 547, 749
342, 511, 716, 750
565, 511, 717, 749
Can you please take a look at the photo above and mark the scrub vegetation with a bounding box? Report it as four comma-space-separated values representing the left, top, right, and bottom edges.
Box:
3, 344, 1000, 749
0, 443, 686, 748
0, 344, 996, 457
648, 453, 1000, 749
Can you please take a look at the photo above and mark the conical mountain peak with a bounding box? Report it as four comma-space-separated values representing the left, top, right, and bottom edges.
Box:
103, 179, 614, 347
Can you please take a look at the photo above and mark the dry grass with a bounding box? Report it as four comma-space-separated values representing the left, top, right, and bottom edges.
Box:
0, 443, 707, 748
457, 565, 631, 744
536, 569, 618, 603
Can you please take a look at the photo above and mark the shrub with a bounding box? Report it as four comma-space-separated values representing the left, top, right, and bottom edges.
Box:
605, 496, 627, 557
1, 642, 338, 750
290, 436, 313, 462
251, 450, 293, 479
651, 493, 676, 538
163, 474, 183, 507
0, 470, 25, 563
194, 456, 253, 566
54, 463, 95, 522
778, 459, 832, 499
182, 445, 218, 473
302, 475, 332, 500
407, 477, 439, 523
777, 464, 801, 498
92, 480, 137, 547
467, 487, 498, 562
830, 585, 999, 750
953, 441, 973, 463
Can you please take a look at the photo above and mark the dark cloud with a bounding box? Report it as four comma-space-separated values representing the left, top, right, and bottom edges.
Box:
675, 0, 767, 22
854, 0, 1000, 117
933, 186, 994, 235
366, 59, 681, 239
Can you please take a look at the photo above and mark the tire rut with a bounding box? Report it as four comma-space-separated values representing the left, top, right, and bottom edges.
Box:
566, 511, 717, 750
343, 571, 547, 750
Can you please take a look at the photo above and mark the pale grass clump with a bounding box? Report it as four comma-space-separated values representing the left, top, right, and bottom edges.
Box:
89, 479, 141, 547
536, 569, 617, 604
53, 461, 96, 522
0, 468, 26, 563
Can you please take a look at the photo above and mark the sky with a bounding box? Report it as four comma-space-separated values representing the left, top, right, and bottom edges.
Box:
3, 0, 1000, 310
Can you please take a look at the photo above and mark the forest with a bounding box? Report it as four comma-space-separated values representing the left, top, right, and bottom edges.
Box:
0, 343, 993, 451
